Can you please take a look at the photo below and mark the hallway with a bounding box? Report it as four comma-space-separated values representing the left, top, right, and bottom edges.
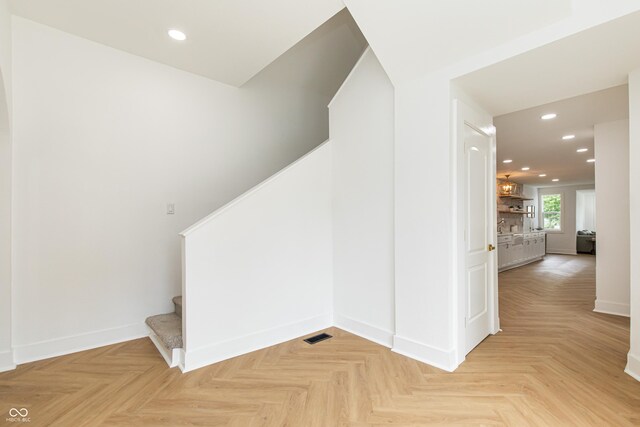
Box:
489, 254, 638, 425
1, 256, 639, 425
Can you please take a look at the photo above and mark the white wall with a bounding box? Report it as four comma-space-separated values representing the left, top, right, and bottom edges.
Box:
595, 120, 630, 317
181, 142, 333, 372
10, 16, 359, 364
0, 0, 12, 371
627, 69, 640, 381
329, 48, 395, 347
394, 75, 457, 370
340, 1, 640, 376
538, 184, 595, 255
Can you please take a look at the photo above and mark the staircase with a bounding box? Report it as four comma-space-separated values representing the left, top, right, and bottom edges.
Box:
146, 296, 183, 368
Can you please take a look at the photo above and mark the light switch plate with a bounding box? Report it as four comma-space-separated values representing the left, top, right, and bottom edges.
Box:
167, 203, 175, 215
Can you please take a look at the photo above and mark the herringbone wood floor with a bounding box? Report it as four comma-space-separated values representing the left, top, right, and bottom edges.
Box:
2, 255, 639, 425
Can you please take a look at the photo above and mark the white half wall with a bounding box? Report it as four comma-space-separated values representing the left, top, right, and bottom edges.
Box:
594, 120, 630, 317
538, 184, 595, 255
10, 16, 351, 364
628, 69, 640, 381
0, 0, 13, 372
329, 48, 395, 348
181, 142, 333, 372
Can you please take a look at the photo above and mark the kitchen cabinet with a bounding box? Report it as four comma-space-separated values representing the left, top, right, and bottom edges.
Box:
497, 232, 545, 272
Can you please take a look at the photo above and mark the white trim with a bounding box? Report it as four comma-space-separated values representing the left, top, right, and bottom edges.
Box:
333, 314, 393, 348
327, 46, 371, 108
539, 191, 565, 232
452, 99, 498, 367
546, 249, 577, 255
392, 335, 457, 372
0, 350, 15, 372
147, 329, 181, 368
180, 140, 331, 236
13, 322, 148, 364
498, 256, 544, 272
178, 349, 186, 372
182, 314, 332, 373
626, 352, 640, 382
594, 300, 630, 317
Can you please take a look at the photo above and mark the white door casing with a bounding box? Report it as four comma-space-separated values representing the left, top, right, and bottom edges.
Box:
454, 100, 499, 365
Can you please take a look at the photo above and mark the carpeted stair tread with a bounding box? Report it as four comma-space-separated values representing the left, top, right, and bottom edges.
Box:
172, 296, 182, 317
146, 313, 182, 350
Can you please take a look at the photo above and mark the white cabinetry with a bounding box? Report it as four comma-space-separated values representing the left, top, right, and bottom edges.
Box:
497, 232, 545, 272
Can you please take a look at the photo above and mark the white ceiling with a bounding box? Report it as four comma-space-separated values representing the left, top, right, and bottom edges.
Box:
454, 11, 640, 116
10, 0, 345, 87
495, 85, 628, 187
343, 0, 572, 84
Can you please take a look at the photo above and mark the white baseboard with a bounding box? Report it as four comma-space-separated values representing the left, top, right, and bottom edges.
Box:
546, 249, 577, 255
13, 322, 148, 365
498, 256, 544, 272
0, 350, 15, 372
626, 352, 640, 382
392, 335, 457, 372
333, 314, 393, 348
594, 300, 630, 317
182, 314, 332, 373
148, 329, 181, 368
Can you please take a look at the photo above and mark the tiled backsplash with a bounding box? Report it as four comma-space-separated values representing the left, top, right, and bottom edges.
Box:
497, 198, 538, 233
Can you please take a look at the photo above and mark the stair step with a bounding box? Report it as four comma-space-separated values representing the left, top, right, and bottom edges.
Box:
172, 296, 182, 317
145, 313, 182, 350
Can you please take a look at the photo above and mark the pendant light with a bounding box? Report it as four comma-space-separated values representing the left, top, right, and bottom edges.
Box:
501, 174, 515, 196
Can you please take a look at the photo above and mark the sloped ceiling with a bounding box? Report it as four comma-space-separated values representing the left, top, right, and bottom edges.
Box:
343, 0, 572, 84
10, 0, 345, 87
244, 9, 367, 99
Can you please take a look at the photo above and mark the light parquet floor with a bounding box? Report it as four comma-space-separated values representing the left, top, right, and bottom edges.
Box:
2, 255, 639, 425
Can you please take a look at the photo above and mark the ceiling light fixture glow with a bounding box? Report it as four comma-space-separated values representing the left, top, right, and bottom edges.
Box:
541, 113, 557, 120
562, 134, 575, 140
576, 148, 588, 153
539, 174, 547, 177
521, 167, 530, 171
587, 158, 596, 163
552, 178, 559, 182
168, 29, 187, 41
502, 159, 513, 164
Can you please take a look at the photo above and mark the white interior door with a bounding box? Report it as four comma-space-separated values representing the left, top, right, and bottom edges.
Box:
464, 124, 494, 354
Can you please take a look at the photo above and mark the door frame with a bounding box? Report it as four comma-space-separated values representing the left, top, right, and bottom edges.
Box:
452, 99, 499, 366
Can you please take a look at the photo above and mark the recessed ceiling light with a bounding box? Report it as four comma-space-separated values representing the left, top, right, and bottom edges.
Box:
168, 29, 187, 41
562, 134, 575, 140
541, 113, 557, 120
521, 167, 530, 171
539, 174, 547, 177
552, 178, 560, 182
503, 159, 513, 163
576, 148, 588, 153
587, 158, 596, 163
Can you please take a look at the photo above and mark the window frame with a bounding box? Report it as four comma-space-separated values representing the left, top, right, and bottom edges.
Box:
539, 192, 564, 233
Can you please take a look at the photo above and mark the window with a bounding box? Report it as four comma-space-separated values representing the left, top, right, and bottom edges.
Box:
541, 193, 562, 231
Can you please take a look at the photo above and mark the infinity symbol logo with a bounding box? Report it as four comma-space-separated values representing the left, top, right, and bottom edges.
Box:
9, 408, 28, 417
